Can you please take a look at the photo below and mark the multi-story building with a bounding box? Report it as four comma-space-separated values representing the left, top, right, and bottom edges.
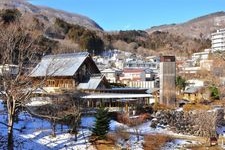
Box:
211, 28, 225, 51
120, 68, 155, 82
119, 68, 156, 89
179, 49, 213, 74
0, 64, 19, 76
124, 59, 159, 72
101, 68, 122, 83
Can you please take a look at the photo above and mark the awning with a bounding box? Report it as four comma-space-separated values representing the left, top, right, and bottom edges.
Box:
81, 93, 153, 99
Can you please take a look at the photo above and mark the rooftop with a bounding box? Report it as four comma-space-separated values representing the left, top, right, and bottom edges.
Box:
30, 52, 92, 77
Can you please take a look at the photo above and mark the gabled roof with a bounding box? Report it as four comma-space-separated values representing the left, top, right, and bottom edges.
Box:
77, 75, 104, 90
183, 86, 203, 94
30, 52, 90, 77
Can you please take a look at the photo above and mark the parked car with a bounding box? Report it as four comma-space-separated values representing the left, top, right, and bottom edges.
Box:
210, 137, 218, 146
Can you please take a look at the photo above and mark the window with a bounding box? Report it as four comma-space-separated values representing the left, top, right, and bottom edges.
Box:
47, 80, 55, 87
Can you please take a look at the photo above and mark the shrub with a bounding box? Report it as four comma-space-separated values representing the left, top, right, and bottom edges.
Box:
183, 103, 210, 112
117, 113, 148, 126
67, 25, 85, 41
152, 102, 174, 112
0, 9, 21, 24
54, 18, 71, 33
143, 134, 172, 150
115, 126, 130, 141
209, 85, 220, 100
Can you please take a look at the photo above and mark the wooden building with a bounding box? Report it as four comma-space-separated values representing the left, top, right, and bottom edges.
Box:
183, 86, 204, 103
30, 52, 158, 114
30, 52, 109, 93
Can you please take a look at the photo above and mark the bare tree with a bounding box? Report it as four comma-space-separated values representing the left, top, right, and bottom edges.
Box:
27, 93, 82, 140
0, 23, 45, 150
194, 110, 218, 139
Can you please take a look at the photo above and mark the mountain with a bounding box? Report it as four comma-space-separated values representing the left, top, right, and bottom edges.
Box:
0, 0, 224, 56
108, 12, 225, 56
0, 0, 103, 31
147, 11, 225, 39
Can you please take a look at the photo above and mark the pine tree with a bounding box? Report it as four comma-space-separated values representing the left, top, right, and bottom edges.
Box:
92, 107, 110, 139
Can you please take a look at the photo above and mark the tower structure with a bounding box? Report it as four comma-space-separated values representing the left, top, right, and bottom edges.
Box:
159, 56, 176, 106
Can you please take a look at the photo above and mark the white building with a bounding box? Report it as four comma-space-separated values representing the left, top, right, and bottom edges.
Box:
191, 49, 211, 61
124, 59, 159, 72
0, 64, 19, 76
180, 49, 213, 74
185, 79, 204, 89
211, 28, 225, 51
101, 68, 122, 83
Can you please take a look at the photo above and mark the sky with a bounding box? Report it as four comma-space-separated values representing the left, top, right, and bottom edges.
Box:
29, 0, 225, 31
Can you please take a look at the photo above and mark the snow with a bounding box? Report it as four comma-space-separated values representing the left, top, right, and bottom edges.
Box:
117, 135, 144, 150
0, 99, 4, 110
176, 107, 183, 111
27, 97, 52, 106
80, 116, 128, 131
81, 116, 95, 128
0, 100, 95, 150
0, 99, 207, 150
162, 139, 200, 150
217, 125, 225, 135
110, 120, 128, 131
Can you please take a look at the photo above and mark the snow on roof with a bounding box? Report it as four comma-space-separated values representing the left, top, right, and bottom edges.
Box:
146, 88, 159, 94
101, 68, 122, 73
183, 86, 203, 94
30, 52, 89, 77
81, 93, 153, 99
77, 75, 103, 90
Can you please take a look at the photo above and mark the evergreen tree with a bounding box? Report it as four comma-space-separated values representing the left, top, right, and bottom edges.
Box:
92, 107, 110, 139
176, 76, 186, 94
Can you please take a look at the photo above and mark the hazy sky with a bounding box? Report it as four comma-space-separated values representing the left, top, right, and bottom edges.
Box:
29, 0, 225, 31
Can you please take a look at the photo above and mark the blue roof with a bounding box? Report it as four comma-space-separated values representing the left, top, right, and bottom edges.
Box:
30, 52, 90, 77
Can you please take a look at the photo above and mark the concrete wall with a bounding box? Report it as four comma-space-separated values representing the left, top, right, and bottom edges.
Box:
160, 61, 176, 106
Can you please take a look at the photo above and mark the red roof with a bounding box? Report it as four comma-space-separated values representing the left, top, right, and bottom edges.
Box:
123, 68, 145, 73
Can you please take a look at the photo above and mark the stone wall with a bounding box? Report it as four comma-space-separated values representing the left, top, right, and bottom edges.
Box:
151, 109, 224, 137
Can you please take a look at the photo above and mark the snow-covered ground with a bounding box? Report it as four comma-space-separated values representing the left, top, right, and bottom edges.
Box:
162, 139, 199, 150
0, 100, 205, 150
0, 100, 95, 150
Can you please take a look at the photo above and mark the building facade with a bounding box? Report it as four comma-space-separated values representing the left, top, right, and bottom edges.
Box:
211, 28, 225, 51
101, 68, 122, 83
30, 52, 109, 93
159, 56, 176, 106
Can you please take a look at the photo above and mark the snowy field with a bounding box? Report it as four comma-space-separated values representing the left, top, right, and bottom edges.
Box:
0, 100, 95, 150
0, 100, 205, 150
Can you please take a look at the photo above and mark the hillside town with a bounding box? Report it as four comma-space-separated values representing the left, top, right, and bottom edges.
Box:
1, 0, 225, 150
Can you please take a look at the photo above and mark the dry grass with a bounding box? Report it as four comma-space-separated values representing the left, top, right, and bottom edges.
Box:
210, 99, 225, 106
94, 140, 119, 150
152, 103, 175, 111
117, 113, 149, 126
186, 145, 222, 150
143, 134, 172, 150
183, 103, 210, 112
91, 135, 120, 150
